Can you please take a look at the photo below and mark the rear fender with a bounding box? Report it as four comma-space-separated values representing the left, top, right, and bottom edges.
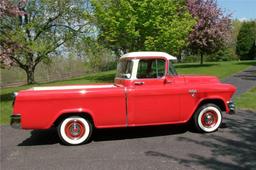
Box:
49, 108, 95, 128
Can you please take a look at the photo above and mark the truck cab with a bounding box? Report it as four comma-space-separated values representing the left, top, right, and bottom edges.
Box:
115, 52, 177, 86
115, 52, 183, 125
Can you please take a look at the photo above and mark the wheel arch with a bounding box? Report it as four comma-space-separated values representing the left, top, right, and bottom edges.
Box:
197, 98, 226, 112
52, 111, 94, 128
187, 98, 226, 122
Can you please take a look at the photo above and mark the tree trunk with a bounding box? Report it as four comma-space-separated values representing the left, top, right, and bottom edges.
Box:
23, 53, 36, 84
177, 55, 181, 63
177, 50, 182, 63
200, 52, 204, 65
25, 64, 35, 84
25, 66, 35, 84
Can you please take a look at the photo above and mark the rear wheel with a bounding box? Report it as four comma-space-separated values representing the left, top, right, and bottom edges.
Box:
58, 116, 93, 145
194, 104, 222, 133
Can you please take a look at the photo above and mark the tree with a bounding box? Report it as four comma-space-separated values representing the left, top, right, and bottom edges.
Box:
236, 21, 256, 60
0, 0, 91, 84
0, 0, 27, 67
69, 37, 115, 72
91, 0, 195, 58
0, 0, 26, 17
187, 0, 231, 64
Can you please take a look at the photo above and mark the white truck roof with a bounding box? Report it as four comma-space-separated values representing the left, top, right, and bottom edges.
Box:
120, 51, 177, 60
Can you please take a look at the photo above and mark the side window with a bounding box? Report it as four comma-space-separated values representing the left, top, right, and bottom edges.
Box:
155, 59, 165, 77
137, 59, 166, 79
168, 60, 177, 75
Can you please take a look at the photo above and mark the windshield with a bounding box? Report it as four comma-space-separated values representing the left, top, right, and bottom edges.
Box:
116, 59, 133, 79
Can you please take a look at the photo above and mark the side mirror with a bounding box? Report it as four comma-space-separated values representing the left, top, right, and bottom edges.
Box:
164, 76, 173, 84
121, 73, 131, 79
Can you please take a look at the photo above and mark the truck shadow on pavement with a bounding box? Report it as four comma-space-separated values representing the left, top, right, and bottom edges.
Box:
18, 124, 193, 146
92, 124, 191, 142
145, 110, 256, 170
18, 128, 60, 146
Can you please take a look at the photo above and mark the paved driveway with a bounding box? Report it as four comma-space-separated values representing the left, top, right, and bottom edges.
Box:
1, 65, 256, 170
1, 110, 256, 170
223, 65, 256, 96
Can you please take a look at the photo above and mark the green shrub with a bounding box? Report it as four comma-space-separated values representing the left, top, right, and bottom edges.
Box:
236, 21, 256, 60
182, 55, 200, 63
206, 48, 239, 62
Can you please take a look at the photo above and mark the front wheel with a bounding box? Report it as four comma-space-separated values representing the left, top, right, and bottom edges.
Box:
58, 116, 93, 145
193, 104, 222, 133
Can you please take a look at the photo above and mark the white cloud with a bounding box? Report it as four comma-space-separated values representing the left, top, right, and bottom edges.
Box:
238, 17, 249, 22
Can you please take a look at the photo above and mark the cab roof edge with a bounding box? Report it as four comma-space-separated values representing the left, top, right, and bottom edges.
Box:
120, 51, 177, 60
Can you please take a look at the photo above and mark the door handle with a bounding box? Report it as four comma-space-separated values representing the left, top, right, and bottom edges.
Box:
134, 81, 144, 85
164, 79, 172, 84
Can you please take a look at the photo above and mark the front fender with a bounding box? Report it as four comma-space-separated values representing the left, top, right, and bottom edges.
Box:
186, 96, 227, 122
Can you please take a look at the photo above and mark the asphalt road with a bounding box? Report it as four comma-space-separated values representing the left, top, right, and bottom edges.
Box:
1, 109, 256, 170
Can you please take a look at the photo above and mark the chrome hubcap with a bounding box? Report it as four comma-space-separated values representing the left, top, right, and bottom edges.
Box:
69, 122, 81, 136
65, 120, 85, 140
204, 114, 214, 124
201, 111, 218, 128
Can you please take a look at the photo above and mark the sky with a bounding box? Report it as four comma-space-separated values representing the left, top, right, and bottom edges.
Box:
217, 0, 256, 20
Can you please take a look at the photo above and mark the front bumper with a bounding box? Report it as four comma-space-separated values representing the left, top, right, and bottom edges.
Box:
227, 101, 235, 114
10, 114, 21, 129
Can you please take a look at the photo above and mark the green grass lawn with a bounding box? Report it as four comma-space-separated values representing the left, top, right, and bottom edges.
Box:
175, 60, 256, 79
235, 87, 256, 111
1, 60, 255, 124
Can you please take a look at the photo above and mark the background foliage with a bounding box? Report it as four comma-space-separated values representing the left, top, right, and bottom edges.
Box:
0, 0, 92, 84
92, 0, 195, 57
236, 21, 256, 60
0, 0, 256, 86
187, 0, 231, 64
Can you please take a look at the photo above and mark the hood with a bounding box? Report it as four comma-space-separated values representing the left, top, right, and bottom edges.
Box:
182, 75, 220, 84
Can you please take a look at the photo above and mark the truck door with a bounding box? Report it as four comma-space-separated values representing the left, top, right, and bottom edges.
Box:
127, 58, 181, 126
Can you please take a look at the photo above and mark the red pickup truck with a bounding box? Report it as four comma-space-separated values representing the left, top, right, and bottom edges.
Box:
11, 52, 236, 145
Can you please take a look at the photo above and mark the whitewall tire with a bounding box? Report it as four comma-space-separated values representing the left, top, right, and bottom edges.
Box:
58, 116, 93, 145
194, 104, 222, 133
